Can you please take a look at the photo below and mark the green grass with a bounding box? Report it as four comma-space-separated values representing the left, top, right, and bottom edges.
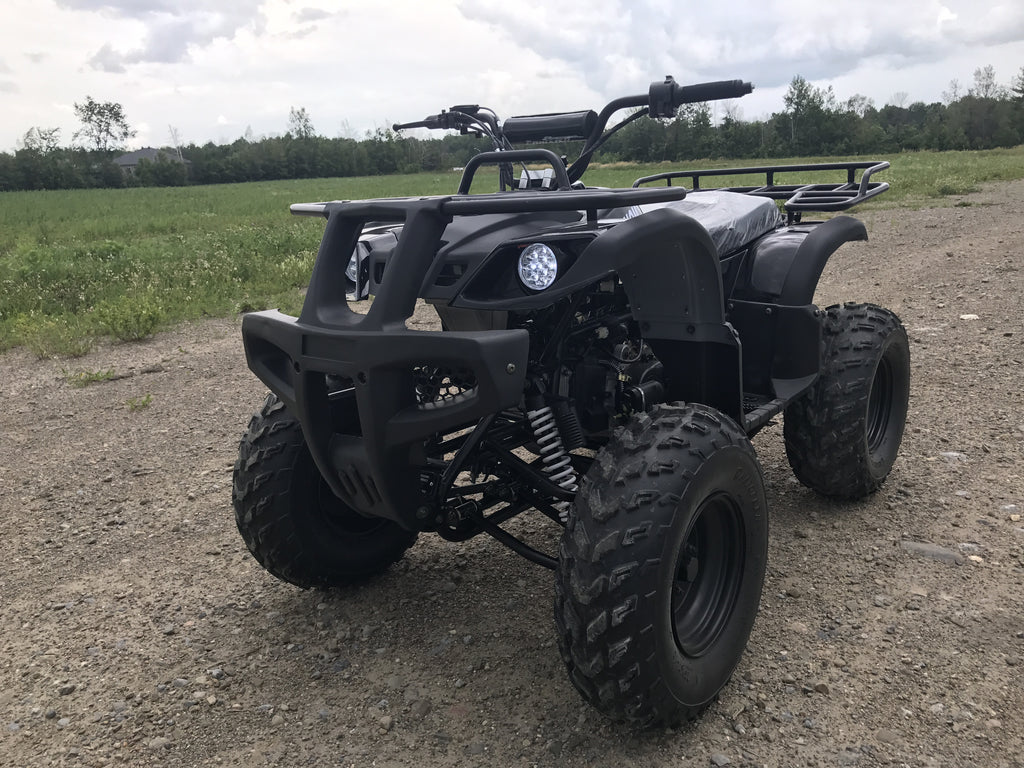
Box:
64, 367, 117, 387
126, 393, 153, 411
2, 147, 1023, 357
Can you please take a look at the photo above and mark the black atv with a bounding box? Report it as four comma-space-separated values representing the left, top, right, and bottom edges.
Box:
232, 76, 910, 726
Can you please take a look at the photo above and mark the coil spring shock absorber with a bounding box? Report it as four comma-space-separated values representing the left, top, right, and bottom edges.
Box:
526, 404, 578, 523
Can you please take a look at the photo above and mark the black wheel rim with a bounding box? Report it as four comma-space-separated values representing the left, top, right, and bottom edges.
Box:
671, 493, 745, 658
866, 355, 894, 453
295, 457, 391, 538
317, 479, 390, 535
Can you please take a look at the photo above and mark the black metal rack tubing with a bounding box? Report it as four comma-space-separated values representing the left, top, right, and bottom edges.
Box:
632, 160, 890, 214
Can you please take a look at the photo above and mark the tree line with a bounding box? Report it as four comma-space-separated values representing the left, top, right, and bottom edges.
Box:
2, 66, 1023, 193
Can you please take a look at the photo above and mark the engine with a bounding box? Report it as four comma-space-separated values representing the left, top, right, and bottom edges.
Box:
510, 280, 666, 443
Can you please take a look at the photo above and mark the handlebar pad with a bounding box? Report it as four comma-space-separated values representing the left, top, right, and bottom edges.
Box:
502, 110, 598, 143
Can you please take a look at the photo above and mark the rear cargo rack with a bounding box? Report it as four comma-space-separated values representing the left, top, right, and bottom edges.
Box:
633, 160, 889, 221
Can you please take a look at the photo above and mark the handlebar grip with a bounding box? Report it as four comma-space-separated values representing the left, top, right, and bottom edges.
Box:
648, 76, 753, 117
676, 79, 753, 104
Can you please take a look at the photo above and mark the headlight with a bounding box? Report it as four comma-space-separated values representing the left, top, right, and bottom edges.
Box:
345, 242, 370, 300
517, 243, 558, 291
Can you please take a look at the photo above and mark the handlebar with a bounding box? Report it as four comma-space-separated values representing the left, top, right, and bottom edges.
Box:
564, 76, 752, 181
392, 75, 754, 187
582, 76, 753, 142
394, 76, 752, 135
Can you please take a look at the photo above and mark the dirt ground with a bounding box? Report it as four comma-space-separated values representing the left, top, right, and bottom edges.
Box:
2, 180, 1023, 768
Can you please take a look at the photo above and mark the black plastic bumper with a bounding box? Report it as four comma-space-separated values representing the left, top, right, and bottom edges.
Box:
242, 310, 528, 529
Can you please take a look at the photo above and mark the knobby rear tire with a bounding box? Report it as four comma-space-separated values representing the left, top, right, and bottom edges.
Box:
784, 303, 910, 499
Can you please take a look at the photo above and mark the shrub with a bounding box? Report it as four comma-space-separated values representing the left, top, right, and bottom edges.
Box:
96, 296, 163, 341
12, 314, 94, 358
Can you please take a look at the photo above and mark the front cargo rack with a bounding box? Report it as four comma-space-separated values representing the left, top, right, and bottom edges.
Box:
633, 160, 889, 221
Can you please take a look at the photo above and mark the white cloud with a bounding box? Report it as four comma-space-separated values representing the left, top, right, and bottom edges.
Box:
87, 43, 128, 74
81, 5, 266, 71
0, 0, 1023, 151
459, 0, 1024, 93
937, 6, 959, 25
294, 7, 333, 23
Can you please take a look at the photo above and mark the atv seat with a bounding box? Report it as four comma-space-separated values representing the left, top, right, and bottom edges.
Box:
623, 191, 784, 256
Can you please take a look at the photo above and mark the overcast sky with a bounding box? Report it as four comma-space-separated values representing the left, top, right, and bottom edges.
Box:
1, 0, 1023, 153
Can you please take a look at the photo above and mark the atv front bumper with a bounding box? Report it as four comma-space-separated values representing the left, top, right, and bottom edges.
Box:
243, 310, 528, 529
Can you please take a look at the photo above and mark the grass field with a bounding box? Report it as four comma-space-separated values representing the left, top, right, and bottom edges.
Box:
2, 147, 1024, 357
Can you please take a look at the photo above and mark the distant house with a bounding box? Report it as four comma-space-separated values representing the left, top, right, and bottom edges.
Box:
113, 147, 189, 176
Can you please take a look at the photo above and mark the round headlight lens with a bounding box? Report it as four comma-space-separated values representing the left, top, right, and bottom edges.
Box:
517, 243, 558, 291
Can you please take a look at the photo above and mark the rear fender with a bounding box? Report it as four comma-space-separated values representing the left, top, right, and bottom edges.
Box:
737, 215, 867, 305
726, 215, 867, 403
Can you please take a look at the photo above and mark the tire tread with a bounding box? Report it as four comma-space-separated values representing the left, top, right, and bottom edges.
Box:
555, 403, 766, 726
232, 393, 415, 589
784, 303, 910, 499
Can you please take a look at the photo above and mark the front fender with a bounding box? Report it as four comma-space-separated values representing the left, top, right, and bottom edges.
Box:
583, 206, 743, 422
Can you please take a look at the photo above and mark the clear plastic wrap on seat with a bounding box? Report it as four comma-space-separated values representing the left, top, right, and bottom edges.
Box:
626, 191, 784, 256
